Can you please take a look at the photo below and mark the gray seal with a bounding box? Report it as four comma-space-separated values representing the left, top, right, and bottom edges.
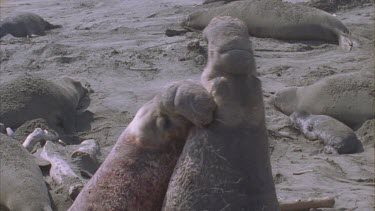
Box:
290, 111, 364, 154
0, 12, 61, 38
183, 0, 353, 51
162, 16, 279, 211
0, 76, 90, 135
0, 134, 52, 211
272, 71, 374, 129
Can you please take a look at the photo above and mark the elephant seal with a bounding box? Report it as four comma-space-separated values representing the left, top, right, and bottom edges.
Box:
68, 80, 216, 211
290, 111, 364, 154
162, 16, 279, 210
0, 134, 52, 211
182, 0, 353, 51
0, 76, 90, 135
273, 71, 374, 129
0, 12, 61, 38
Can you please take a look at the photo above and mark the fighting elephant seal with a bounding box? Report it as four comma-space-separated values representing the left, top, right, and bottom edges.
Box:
0, 134, 52, 211
182, 0, 353, 51
0, 12, 61, 38
273, 71, 374, 129
68, 80, 216, 211
0, 76, 90, 135
163, 16, 279, 210
290, 111, 364, 154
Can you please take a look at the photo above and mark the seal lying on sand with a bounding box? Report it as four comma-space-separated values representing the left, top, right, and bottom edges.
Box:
0, 134, 52, 211
68, 81, 216, 211
290, 111, 364, 154
272, 71, 374, 129
0, 12, 61, 38
0, 76, 90, 135
182, 0, 353, 51
163, 16, 279, 210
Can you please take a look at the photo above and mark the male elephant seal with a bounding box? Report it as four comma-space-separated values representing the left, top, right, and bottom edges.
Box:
0, 12, 61, 38
273, 71, 374, 129
68, 80, 216, 211
290, 111, 364, 154
162, 16, 279, 210
0, 134, 52, 211
183, 0, 353, 51
0, 76, 90, 135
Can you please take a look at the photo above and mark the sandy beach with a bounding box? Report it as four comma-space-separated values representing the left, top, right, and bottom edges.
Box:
0, 0, 374, 210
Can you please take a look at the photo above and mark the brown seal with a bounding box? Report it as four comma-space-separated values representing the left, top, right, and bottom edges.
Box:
182, 0, 354, 51
0, 12, 61, 38
290, 111, 364, 154
68, 80, 216, 211
162, 16, 279, 211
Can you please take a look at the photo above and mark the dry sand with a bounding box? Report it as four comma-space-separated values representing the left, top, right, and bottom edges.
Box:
0, 0, 374, 210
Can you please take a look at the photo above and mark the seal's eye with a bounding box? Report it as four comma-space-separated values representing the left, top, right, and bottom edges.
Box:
156, 116, 171, 130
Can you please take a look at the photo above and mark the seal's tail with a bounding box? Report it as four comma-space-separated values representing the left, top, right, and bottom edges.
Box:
45, 21, 62, 30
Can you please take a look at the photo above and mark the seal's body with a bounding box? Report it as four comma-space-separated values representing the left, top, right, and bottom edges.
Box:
163, 16, 279, 211
273, 71, 374, 129
183, 0, 353, 50
0, 12, 61, 38
69, 81, 215, 211
0, 76, 90, 135
0, 134, 52, 211
290, 111, 364, 154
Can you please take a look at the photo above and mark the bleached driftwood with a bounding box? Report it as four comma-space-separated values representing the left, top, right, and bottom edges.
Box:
279, 196, 335, 211
71, 139, 99, 161
6, 127, 15, 138
40, 141, 81, 185
23, 128, 59, 152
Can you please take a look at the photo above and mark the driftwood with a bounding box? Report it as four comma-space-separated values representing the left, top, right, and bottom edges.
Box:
23, 128, 59, 152
40, 141, 81, 185
279, 196, 335, 211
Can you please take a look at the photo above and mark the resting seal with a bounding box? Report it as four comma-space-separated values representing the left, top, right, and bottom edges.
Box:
290, 111, 364, 154
68, 80, 216, 211
162, 16, 279, 210
0, 134, 52, 211
0, 12, 61, 38
183, 0, 353, 51
273, 71, 374, 129
0, 76, 90, 135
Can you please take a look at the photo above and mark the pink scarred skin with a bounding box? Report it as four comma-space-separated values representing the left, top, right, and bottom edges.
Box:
68, 81, 215, 211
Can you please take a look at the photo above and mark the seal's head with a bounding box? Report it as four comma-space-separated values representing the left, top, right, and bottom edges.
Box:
59, 77, 91, 113
125, 80, 216, 150
203, 16, 255, 76
289, 111, 310, 129
181, 12, 202, 29
272, 87, 298, 115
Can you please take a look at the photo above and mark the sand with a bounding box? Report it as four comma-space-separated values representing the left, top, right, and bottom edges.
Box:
0, 0, 373, 210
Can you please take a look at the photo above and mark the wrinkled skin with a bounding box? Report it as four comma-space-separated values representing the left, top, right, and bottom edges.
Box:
69, 80, 215, 211
163, 16, 279, 211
